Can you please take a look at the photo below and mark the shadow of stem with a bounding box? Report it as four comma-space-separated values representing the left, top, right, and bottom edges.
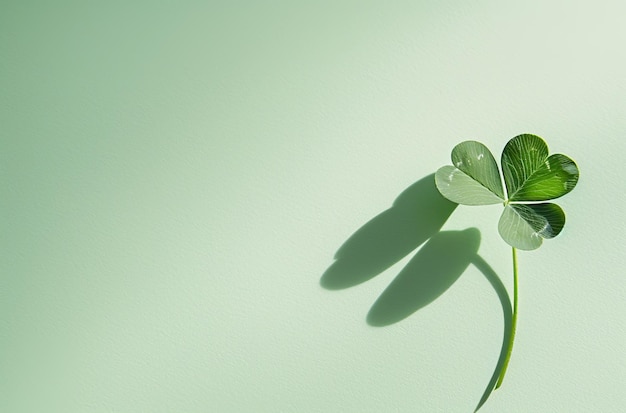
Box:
472, 255, 513, 412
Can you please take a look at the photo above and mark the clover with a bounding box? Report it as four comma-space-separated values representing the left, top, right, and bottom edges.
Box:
434, 133, 579, 404
436, 133, 579, 250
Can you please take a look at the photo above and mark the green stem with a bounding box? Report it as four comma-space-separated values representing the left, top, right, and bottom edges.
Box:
495, 247, 518, 389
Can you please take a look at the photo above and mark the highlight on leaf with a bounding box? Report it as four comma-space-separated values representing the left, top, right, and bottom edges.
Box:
435, 141, 504, 206
502, 134, 579, 202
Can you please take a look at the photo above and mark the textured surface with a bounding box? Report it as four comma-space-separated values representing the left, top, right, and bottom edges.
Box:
2, 1, 626, 412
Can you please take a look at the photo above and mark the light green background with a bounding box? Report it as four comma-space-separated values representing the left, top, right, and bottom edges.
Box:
2, 1, 625, 412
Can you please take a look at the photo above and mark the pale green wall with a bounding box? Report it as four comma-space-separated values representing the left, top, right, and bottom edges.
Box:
2, 1, 625, 412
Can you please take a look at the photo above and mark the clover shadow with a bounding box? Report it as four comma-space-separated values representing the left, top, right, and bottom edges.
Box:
363, 230, 512, 412
321, 174, 457, 290
320, 173, 512, 411
366, 228, 480, 326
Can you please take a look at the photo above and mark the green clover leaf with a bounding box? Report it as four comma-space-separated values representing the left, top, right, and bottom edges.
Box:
435, 134, 579, 250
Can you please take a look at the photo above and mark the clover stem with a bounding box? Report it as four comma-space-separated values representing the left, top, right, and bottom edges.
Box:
495, 247, 518, 389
